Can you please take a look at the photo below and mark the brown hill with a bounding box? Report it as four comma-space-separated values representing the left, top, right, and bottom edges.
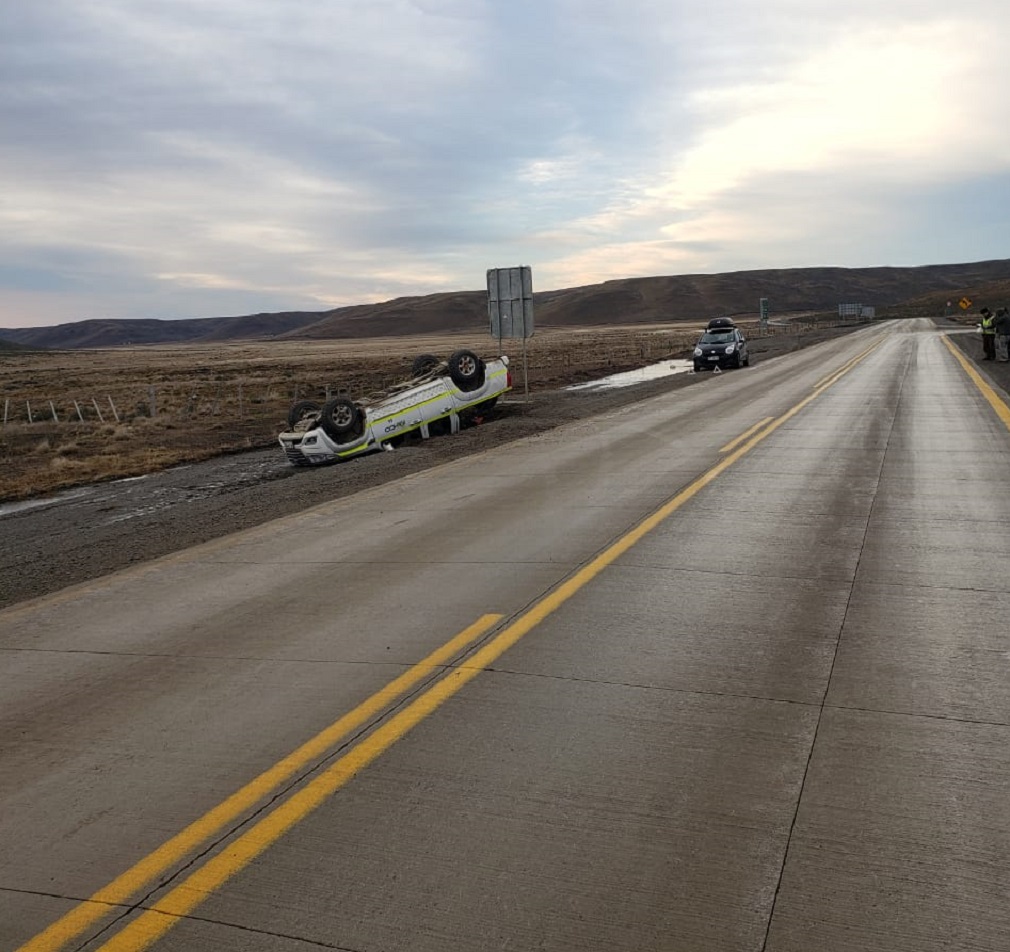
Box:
0, 312, 323, 350
885, 278, 1010, 318
3, 259, 1010, 349
279, 260, 1010, 339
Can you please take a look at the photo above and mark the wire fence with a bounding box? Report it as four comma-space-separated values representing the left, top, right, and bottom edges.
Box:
0, 380, 350, 429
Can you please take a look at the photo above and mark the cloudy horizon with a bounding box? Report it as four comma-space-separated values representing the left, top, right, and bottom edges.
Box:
2, 0, 1009, 329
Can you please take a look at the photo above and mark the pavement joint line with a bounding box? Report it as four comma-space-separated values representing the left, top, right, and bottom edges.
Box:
132, 910, 361, 951
480, 666, 824, 708
58, 336, 886, 952
0, 647, 500, 668
13, 613, 503, 952
759, 329, 908, 952
611, 561, 858, 586
824, 702, 1010, 729
941, 334, 1010, 432
0, 886, 118, 906
852, 577, 1010, 596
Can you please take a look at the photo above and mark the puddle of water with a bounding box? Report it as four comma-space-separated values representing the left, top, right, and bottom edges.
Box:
565, 359, 694, 392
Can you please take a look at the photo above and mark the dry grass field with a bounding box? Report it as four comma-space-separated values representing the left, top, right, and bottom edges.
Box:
2, 324, 726, 502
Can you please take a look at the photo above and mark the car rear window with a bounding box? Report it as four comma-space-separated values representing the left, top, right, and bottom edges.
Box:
700, 331, 735, 343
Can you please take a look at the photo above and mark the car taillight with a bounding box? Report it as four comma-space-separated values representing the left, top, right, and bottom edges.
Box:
507, 369, 513, 388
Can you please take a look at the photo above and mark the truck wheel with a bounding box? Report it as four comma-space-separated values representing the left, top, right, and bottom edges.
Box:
448, 350, 485, 391
287, 400, 321, 428
411, 354, 440, 377
319, 397, 362, 441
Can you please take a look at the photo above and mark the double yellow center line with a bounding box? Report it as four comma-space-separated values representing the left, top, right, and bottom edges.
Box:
17, 615, 504, 952
20, 337, 886, 952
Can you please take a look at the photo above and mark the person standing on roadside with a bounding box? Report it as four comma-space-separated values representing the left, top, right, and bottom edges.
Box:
995, 307, 1010, 362
980, 307, 997, 360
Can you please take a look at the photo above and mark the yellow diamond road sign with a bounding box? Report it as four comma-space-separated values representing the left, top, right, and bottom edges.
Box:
959, 296, 972, 310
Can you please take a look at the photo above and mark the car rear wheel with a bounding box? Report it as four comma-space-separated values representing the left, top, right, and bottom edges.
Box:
448, 349, 485, 391
318, 397, 362, 441
287, 400, 321, 428
411, 354, 440, 377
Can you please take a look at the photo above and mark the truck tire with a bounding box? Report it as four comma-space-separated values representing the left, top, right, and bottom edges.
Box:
448, 350, 485, 391
286, 400, 321, 428
411, 354, 440, 377
319, 397, 362, 441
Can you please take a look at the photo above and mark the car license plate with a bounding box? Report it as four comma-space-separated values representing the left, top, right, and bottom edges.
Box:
707, 355, 719, 361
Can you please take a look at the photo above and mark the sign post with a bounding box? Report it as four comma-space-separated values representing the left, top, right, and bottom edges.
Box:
487, 266, 534, 400
759, 297, 769, 328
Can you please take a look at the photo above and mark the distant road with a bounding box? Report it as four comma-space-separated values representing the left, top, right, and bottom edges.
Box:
4, 318, 1010, 952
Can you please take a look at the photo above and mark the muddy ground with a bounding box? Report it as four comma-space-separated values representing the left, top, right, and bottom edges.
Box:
0, 323, 900, 609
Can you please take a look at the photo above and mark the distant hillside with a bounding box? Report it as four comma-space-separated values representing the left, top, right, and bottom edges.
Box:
0, 311, 323, 350
3, 259, 1010, 349
885, 278, 1010, 318
277, 259, 1010, 340
0, 336, 39, 354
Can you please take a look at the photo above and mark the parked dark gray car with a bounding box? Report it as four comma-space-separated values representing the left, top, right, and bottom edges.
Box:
693, 322, 750, 371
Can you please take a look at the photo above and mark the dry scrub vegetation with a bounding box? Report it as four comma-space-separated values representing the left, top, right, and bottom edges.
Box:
1, 326, 714, 502
0, 320, 837, 502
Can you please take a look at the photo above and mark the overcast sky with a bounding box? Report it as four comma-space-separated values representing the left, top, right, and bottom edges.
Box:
2, 0, 1009, 328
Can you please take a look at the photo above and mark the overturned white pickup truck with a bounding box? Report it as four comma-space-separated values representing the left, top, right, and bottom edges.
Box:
278, 349, 511, 466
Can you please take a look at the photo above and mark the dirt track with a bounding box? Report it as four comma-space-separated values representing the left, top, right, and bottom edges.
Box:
0, 325, 867, 609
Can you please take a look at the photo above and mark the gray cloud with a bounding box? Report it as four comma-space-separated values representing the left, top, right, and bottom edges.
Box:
2, 0, 1009, 327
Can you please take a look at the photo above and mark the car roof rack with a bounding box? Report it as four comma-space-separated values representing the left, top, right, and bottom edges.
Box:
706, 317, 736, 330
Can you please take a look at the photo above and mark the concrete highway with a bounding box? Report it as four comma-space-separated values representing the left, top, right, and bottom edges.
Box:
3, 319, 1010, 951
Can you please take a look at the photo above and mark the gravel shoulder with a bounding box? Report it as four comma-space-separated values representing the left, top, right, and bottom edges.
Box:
0, 325, 864, 609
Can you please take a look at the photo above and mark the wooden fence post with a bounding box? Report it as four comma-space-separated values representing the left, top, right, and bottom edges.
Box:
108, 396, 120, 423
49, 400, 59, 422
26, 400, 33, 424
74, 400, 85, 423
92, 397, 105, 423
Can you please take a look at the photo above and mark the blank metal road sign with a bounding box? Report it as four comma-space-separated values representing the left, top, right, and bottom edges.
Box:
488, 266, 534, 340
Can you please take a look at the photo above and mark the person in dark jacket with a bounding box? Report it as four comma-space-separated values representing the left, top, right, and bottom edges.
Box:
980, 307, 996, 360
994, 307, 1010, 362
